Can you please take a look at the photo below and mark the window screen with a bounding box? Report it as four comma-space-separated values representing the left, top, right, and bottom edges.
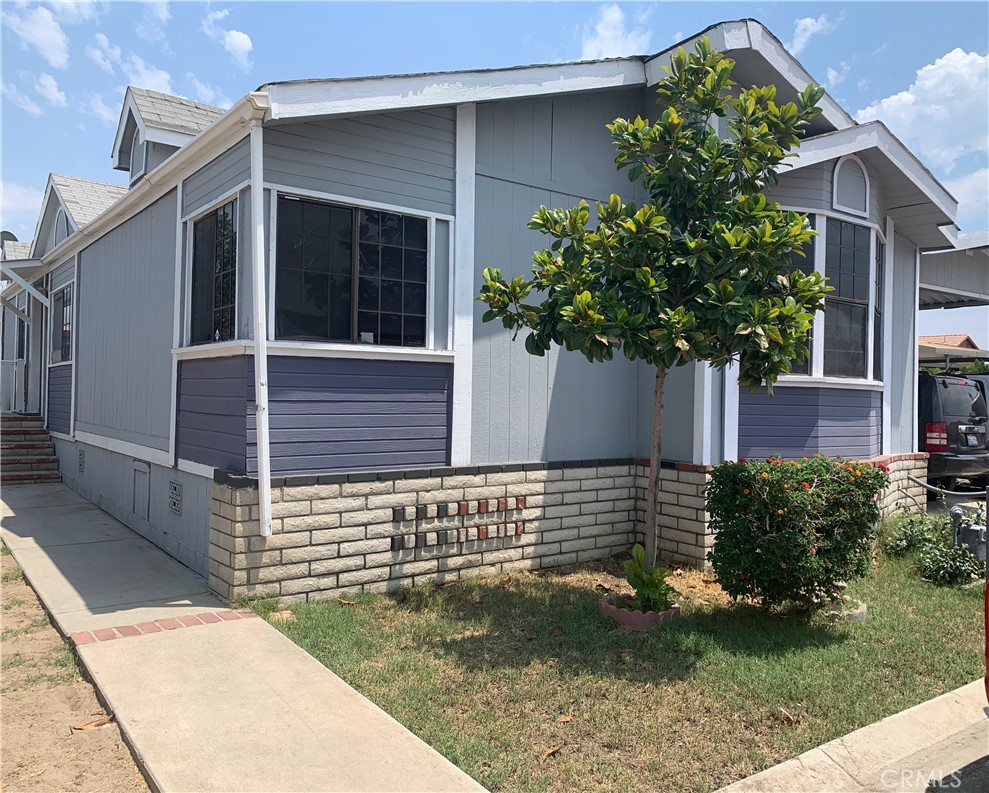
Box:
50, 285, 72, 363
787, 217, 815, 375
824, 218, 870, 378
275, 196, 428, 347
190, 199, 237, 345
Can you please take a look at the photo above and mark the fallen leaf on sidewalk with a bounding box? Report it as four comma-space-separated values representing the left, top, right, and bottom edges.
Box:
336, 598, 358, 606
70, 715, 112, 731
542, 745, 562, 761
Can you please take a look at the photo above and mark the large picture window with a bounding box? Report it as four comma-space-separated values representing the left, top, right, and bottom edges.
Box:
276, 196, 428, 347
190, 199, 237, 345
50, 285, 72, 363
823, 218, 870, 378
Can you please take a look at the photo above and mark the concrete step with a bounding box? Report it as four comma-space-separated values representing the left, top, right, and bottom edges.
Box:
2, 457, 59, 472
1, 442, 56, 456
0, 416, 45, 429
0, 429, 51, 442
0, 471, 62, 484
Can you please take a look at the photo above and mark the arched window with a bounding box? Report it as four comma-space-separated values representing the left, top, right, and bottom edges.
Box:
130, 127, 145, 182
50, 208, 68, 248
832, 155, 870, 218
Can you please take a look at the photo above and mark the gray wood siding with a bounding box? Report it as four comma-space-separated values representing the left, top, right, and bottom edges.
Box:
46, 364, 72, 435
176, 357, 249, 474
50, 258, 74, 291
75, 190, 177, 450
182, 137, 250, 216
248, 356, 452, 475
54, 437, 211, 576
263, 107, 456, 216
889, 233, 918, 453
738, 386, 882, 459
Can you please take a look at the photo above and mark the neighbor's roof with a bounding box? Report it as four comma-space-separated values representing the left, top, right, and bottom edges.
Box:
129, 87, 225, 136
51, 174, 129, 228
918, 334, 981, 350
1, 240, 32, 261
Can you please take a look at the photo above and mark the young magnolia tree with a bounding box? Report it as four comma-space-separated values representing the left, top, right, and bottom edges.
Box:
477, 39, 831, 562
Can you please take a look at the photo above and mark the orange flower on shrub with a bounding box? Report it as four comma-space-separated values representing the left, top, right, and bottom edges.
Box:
777, 509, 785, 515
801, 481, 810, 488
743, 488, 750, 495
761, 472, 769, 479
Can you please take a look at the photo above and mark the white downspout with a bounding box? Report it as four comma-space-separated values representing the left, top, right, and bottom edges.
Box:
248, 109, 273, 536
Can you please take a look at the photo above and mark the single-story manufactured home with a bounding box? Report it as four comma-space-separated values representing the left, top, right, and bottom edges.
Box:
1, 19, 973, 601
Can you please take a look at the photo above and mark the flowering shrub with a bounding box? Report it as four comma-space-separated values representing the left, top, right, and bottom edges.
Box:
706, 455, 889, 609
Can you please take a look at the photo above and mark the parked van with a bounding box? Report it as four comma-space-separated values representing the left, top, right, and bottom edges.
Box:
917, 372, 989, 489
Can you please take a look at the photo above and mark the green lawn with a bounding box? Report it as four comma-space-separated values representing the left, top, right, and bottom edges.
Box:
254, 557, 985, 793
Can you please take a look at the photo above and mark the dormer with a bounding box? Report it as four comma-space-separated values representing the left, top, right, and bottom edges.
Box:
29, 174, 128, 259
111, 87, 225, 188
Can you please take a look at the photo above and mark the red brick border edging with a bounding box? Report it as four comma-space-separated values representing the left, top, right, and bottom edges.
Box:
70, 610, 257, 646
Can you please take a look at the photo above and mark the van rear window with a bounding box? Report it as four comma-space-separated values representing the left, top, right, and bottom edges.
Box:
940, 381, 987, 418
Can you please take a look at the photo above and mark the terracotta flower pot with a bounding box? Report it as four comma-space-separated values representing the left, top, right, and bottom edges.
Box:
598, 594, 681, 632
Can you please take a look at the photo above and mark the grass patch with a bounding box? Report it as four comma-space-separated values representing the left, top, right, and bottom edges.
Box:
2, 567, 24, 585
1, 543, 11, 556
262, 558, 986, 793
2, 597, 26, 612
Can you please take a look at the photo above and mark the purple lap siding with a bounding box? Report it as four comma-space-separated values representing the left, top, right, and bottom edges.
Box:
247, 356, 453, 476
738, 386, 882, 460
176, 357, 249, 474
47, 365, 72, 435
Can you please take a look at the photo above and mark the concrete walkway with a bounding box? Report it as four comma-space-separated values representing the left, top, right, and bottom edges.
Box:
718, 681, 988, 792
1, 483, 484, 793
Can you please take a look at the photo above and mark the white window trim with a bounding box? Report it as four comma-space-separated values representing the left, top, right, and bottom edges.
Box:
266, 340, 454, 364
775, 375, 884, 391
266, 184, 453, 353
181, 192, 242, 348
49, 280, 74, 365
832, 155, 870, 219
173, 340, 251, 360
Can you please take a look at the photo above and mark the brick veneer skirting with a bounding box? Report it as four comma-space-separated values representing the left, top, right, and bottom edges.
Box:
206, 454, 929, 603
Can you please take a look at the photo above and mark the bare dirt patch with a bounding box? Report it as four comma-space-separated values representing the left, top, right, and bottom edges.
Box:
1, 545, 147, 792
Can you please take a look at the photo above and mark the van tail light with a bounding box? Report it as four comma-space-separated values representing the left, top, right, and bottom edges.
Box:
924, 422, 948, 452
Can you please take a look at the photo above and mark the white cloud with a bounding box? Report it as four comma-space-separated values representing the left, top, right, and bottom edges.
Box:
187, 73, 232, 109
826, 62, 851, 89
855, 48, 989, 172
202, 9, 254, 71
121, 54, 174, 94
944, 168, 989, 233
581, 4, 652, 60
0, 181, 46, 241
80, 93, 117, 126
857, 78, 871, 91
1, 83, 43, 117
137, 0, 171, 47
47, 0, 101, 24
786, 12, 845, 57
1, 5, 70, 69
35, 73, 66, 106
85, 32, 120, 74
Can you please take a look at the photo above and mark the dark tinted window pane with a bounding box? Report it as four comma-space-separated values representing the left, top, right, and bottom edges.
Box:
359, 210, 379, 243
380, 213, 402, 245
826, 243, 840, 274
853, 248, 869, 277
823, 300, 867, 377
359, 244, 379, 277
329, 240, 352, 275
381, 246, 403, 279
329, 207, 352, 242
380, 279, 402, 312
276, 269, 328, 339
403, 315, 426, 347
404, 282, 426, 315
380, 313, 402, 346
358, 311, 378, 343
278, 234, 303, 270
358, 277, 379, 311
855, 224, 870, 251
191, 200, 237, 345
279, 197, 303, 236
940, 383, 986, 418
302, 201, 330, 238
303, 235, 330, 272
328, 274, 352, 342
404, 216, 427, 250
405, 249, 427, 282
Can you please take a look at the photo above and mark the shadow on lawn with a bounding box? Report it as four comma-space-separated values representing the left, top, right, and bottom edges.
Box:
393, 570, 848, 684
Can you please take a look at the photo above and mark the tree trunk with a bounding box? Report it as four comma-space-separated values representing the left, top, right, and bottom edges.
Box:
643, 365, 667, 566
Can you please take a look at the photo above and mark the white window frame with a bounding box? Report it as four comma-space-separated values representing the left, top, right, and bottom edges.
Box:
49, 281, 74, 366
832, 155, 870, 219
776, 209, 885, 389
180, 184, 247, 348
264, 182, 454, 355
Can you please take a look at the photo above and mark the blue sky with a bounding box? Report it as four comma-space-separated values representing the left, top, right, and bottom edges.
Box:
2, 1, 987, 340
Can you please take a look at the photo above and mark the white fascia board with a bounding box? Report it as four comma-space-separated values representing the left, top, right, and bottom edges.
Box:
39, 93, 270, 269
784, 122, 957, 223
111, 90, 142, 170
643, 19, 854, 132
266, 59, 645, 120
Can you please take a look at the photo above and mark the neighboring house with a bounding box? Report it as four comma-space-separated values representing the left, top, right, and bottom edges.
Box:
0, 19, 975, 599
918, 334, 981, 351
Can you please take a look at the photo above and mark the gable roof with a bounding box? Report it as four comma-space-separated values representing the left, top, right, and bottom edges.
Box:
129, 87, 225, 136
1, 240, 32, 261
919, 334, 980, 350
51, 174, 129, 228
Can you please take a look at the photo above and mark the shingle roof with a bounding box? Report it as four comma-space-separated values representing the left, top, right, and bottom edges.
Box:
918, 334, 980, 350
130, 87, 225, 136
1, 240, 32, 261
51, 174, 129, 229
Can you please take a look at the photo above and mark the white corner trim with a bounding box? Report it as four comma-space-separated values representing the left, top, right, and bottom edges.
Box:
912, 248, 921, 453
450, 103, 476, 467
267, 60, 645, 120
722, 364, 740, 462
811, 213, 826, 377
249, 120, 273, 537
692, 363, 715, 466
74, 430, 173, 467
50, 430, 73, 442
265, 341, 453, 362
177, 458, 216, 479
832, 155, 870, 219
882, 216, 894, 452
168, 181, 184, 464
